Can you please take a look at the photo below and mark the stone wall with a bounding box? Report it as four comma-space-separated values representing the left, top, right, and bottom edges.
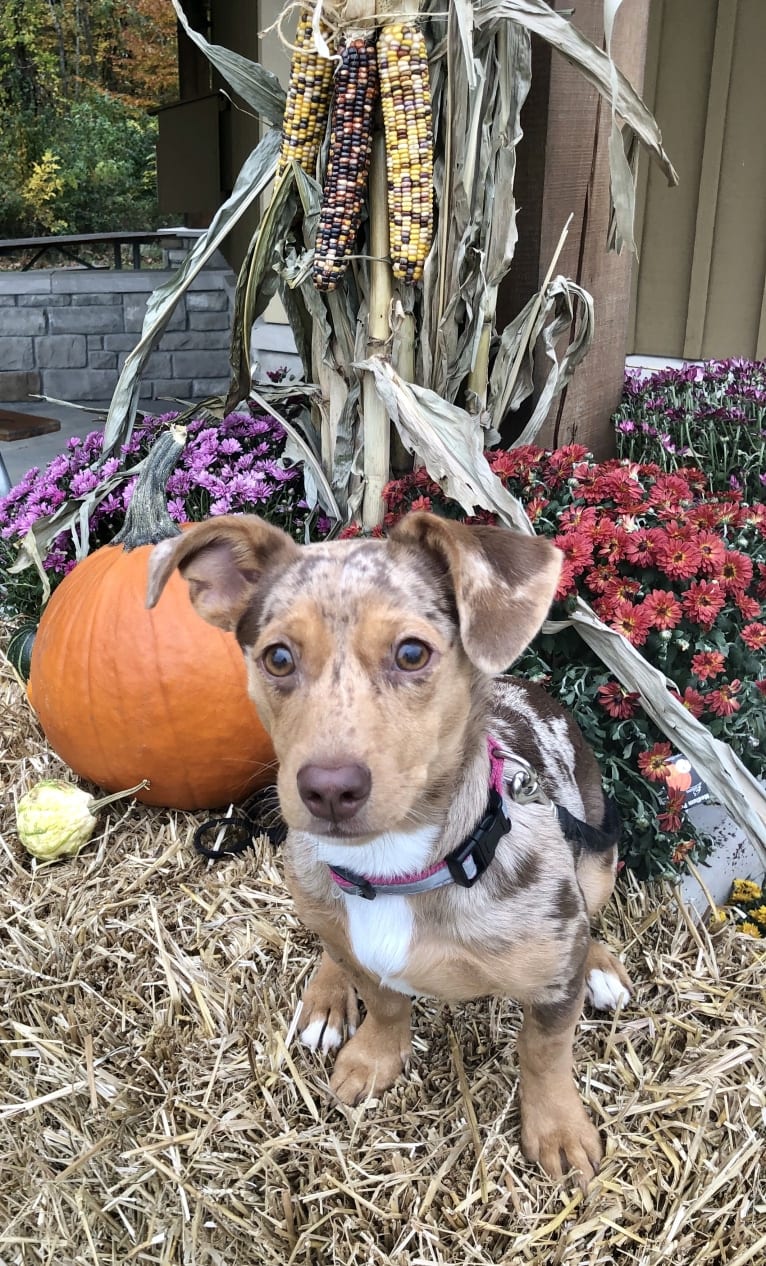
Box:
0, 258, 236, 403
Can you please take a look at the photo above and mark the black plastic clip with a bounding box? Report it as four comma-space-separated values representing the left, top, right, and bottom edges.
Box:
445, 788, 511, 888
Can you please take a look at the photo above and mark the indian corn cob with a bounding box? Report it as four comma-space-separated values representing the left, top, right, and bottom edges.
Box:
378, 20, 434, 284
312, 34, 379, 292
277, 10, 334, 178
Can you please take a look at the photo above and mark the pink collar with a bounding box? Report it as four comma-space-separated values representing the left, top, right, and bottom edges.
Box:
328, 738, 509, 899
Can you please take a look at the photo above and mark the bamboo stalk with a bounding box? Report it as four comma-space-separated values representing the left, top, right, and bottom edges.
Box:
362, 131, 394, 528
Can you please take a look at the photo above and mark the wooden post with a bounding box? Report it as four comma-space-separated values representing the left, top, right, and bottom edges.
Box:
497, 0, 651, 458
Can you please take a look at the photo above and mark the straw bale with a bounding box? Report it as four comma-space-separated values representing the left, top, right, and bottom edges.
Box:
1, 663, 764, 1265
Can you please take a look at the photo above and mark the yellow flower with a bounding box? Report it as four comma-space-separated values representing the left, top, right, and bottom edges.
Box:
731, 879, 762, 903
738, 922, 761, 939
751, 905, 766, 926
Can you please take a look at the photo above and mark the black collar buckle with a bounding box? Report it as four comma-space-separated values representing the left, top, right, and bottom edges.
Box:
445, 788, 511, 888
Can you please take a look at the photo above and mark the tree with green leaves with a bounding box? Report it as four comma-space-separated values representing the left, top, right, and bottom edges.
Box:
0, 0, 177, 236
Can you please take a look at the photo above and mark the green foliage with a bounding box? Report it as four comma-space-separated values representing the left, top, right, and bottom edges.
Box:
0, 93, 162, 235
0, 0, 177, 237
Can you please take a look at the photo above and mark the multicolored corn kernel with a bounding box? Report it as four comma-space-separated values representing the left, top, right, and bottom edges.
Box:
312, 34, 379, 292
277, 10, 334, 178
378, 20, 434, 284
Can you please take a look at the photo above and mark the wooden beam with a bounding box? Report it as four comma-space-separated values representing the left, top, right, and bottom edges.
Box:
499, 0, 650, 459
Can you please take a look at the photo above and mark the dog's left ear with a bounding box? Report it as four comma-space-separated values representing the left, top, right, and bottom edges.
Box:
390, 512, 562, 673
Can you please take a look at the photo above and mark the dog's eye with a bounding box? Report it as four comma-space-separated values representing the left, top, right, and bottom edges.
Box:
262, 644, 296, 677
394, 639, 431, 672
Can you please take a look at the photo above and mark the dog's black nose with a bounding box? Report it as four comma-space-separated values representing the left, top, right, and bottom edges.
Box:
297, 763, 372, 821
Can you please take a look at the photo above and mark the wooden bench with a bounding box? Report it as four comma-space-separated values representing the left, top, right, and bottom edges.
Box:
0, 408, 61, 497
0, 228, 206, 271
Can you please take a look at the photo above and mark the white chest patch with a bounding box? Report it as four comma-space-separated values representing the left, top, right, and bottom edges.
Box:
313, 825, 440, 996
341, 891, 415, 993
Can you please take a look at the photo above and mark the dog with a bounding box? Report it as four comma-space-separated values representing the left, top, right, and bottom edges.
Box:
147, 511, 631, 1187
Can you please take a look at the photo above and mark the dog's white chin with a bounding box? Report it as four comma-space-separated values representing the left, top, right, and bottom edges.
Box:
310, 825, 441, 879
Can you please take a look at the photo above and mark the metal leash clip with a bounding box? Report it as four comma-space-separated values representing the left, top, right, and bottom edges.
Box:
499, 749, 554, 811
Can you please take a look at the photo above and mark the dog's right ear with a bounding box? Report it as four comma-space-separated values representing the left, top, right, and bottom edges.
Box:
146, 515, 299, 632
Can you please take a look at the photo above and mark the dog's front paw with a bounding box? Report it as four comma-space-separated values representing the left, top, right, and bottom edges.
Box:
521, 1095, 603, 1191
585, 940, 632, 1012
329, 1025, 410, 1105
298, 954, 359, 1054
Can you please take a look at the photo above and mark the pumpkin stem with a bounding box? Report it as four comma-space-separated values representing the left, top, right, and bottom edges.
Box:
111, 424, 187, 552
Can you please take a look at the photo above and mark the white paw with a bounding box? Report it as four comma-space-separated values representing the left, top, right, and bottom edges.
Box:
300, 1016, 344, 1053
585, 967, 630, 1012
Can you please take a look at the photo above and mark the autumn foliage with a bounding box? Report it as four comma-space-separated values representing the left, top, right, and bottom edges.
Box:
0, 0, 178, 236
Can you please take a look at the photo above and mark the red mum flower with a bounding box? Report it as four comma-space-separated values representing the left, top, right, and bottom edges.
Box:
585, 563, 616, 595
719, 551, 753, 596
597, 681, 641, 719
642, 588, 683, 630
707, 680, 742, 717
409, 495, 432, 512
695, 532, 727, 577
558, 504, 598, 531
592, 521, 629, 563
554, 529, 593, 575
545, 444, 590, 475
623, 530, 658, 568
591, 596, 614, 623
738, 594, 762, 620
672, 687, 706, 718
656, 535, 702, 581
604, 575, 642, 604
554, 559, 577, 602
756, 565, 766, 600
609, 599, 652, 646
658, 790, 686, 834
648, 473, 695, 515
489, 449, 529, 482
526, 496, 549, 523
691, 650, 726, 681
710, 501, 744, 529
742, 622, 766, 651
638, 742, 674, 782
689, 503, 726, 530
598, 467, 644, 509
576, 468, 609, 503
756, 680, 766, 695
742, 503, 766, 530
682, 580, 725, 629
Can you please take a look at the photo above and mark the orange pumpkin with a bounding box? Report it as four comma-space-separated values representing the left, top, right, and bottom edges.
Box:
27, 426, 276, 810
